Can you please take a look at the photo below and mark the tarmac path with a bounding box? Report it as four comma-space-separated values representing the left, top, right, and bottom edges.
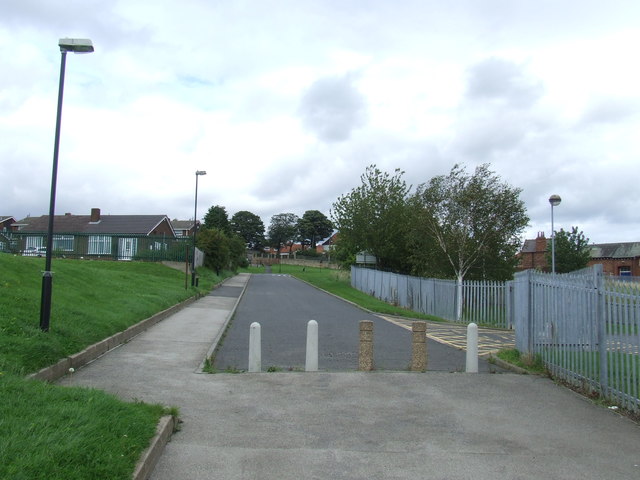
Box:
213, 274, 504, 372
55, 273, 640, 479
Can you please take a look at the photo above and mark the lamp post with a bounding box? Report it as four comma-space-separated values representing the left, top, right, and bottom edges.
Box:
40, 38, 94, 332
549, 194, 562, 274
192, 170, 206, 286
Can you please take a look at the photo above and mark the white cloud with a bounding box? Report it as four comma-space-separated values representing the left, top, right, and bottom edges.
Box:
1, 0, 640, 244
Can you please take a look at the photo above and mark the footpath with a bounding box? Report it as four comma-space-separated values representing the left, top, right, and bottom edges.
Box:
56, 273, 640, 480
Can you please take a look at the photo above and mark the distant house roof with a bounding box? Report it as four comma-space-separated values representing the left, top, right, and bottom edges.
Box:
590, 242, 640, 259
0, 216, 16, 223
171, 220, 197, 230
17, 212, 175, 236
520, 238, 538, 253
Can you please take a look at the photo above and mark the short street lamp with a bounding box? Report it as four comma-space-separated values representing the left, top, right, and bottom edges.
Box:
549, 194, 562, 274
192, 170, 206, 286
40, 38, 94, 332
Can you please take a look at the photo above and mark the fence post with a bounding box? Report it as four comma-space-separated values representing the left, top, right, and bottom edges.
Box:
466, 322, 478, 373
594, 264, 608, 396
411, 321, 427, 372
358, 320, 374, 371
248, 322, 261, 373
306, 320, 318, 372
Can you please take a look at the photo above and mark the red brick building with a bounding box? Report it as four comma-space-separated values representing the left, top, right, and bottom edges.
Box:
517, 233, 640, 277
517, 232, 549, 271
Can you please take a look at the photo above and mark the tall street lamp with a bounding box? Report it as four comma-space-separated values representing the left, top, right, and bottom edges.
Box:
40, 38, 94, 332
192, 170, 206, 286
549, 194, 562, 274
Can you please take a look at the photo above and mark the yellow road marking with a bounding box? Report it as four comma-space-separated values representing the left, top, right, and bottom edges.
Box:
379, 315, 515, 357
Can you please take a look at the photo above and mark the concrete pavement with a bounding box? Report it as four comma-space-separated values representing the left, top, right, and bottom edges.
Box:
56, 273, 640, 479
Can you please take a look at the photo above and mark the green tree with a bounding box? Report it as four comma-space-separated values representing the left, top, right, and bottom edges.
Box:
228, 234, 249, 270
546, 226, 591, 273
297, 210, 333, 249
267, 213, 299, 255
203, 205, 231, 234
230, 210, 265, 249
410, 163, 528, 319
197, 228, 229, 275
331, 165, 411, 272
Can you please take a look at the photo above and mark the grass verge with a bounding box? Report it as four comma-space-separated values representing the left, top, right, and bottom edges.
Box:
0, 374, 173, 480
0, 253, 230, 478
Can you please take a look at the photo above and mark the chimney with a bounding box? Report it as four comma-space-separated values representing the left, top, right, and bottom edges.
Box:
90, 208, 101, 222
535, 231, 547, 252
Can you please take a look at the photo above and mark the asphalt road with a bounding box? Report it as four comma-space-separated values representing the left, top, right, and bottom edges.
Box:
213, 274, 500, 372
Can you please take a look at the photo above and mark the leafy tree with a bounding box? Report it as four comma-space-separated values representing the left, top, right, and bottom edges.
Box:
410, 163, 528, 319
230, 210, 265, 249
297, 210, 333, 249
546, 226, 591, 273
197, 228, 229, 275
228, 234, 249, 270
267, 213, 299, 255
203, 205, 231, 234
331, 165, 411, 272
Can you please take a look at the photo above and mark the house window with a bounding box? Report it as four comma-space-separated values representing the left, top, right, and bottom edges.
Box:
25, 237, 44, 249
53, 235, 73, 252
89, 235, 112, 255
618, 266, 631, 276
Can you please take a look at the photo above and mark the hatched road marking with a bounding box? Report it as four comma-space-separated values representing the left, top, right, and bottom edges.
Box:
380, 316, 515, 357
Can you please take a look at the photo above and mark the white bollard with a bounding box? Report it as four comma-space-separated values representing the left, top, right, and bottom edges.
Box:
466, 322, 479, 373
306, 320, 318, 372
248, 322, 261, 373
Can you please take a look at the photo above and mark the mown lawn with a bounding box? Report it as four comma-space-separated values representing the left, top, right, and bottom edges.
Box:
0, 253, 228, 479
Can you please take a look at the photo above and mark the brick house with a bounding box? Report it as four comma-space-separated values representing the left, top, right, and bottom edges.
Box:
170, 220, 199, 237
0, 216, 17, 232
14, 208, 176, 260
517, 233, 640, 277
588, 243, 640, 277
517, 232, 549, 271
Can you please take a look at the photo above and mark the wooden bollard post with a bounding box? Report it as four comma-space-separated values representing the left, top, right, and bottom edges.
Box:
358, 320, 374, 371
411, 321, 427, 372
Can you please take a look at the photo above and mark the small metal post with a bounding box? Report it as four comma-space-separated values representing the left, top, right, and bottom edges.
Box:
306, 320, 318, 372
248, 322, 261, 373
466, 322, 479, 373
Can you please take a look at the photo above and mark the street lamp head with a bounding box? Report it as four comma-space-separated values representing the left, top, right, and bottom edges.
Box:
196, 170, 207, 176
59, 38, 94, 54
549, 194, 561, 207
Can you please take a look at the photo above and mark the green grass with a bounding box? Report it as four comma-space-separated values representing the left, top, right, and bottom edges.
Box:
244, 264, 444, 322
0, 374, 171, 480
0, 253, 230, 479
0, 254, 224, 375
496, 348, 547, 374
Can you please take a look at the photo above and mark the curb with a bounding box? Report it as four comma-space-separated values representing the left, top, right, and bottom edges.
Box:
27, 293, 203, 383
197, 273, 252, 372
132, 415, 176, 480
488, 354, 530, 375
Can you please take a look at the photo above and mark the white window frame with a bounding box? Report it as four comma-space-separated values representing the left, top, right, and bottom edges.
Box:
88, 235, 112, 255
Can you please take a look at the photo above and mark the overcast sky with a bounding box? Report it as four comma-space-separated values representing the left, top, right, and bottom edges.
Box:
2, 0, 639, 244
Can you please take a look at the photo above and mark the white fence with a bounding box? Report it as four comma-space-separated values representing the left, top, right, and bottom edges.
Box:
350, 267, 511, 328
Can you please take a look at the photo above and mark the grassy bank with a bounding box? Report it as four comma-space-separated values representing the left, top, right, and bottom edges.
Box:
245, 264, 443, 321
0, 253, 228, 479
1, 254, 221, 375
